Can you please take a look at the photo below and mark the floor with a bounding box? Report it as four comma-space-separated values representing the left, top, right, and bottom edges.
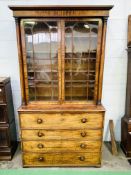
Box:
0, 143, 131, 170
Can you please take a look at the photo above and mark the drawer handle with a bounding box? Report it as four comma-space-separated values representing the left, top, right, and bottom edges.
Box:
80, 143, 86, 149
79, 156, 85, 161
38, 143, 44, 149
38, 132, 44, 137
37, 119, 43, 124
38, 157, 44, 162
81, 132, 86, 137
81, 118, 87, 123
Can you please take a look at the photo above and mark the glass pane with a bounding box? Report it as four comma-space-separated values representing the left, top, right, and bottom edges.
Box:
65, 21, 98, 101
24, 21, 59, 101
0, 129, 8, 147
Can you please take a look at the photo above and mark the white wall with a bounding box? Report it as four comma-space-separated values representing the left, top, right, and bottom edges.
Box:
0, 0, 130, 141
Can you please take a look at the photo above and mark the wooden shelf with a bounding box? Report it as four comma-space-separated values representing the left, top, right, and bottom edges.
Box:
65, 70, 95, 73
65, 85, 94, 88
27, 51, 57, 54
65, 57, 96, 60
28, 79, 58, 82
65, 35, 97, 38
29, 85, 58, 88
28, 70, 58, 73
65, 80, 95, 83
27, 57, 58, 60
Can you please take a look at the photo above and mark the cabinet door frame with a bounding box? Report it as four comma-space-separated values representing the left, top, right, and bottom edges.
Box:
20, 18, 62, 105
61, 18, 103, 105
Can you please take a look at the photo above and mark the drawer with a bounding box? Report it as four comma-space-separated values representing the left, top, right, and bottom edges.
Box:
128, 123, 131, 132
0, 105, 8, 123
22, 140, 101, 152
0, 87, 5, 103
20, 113, 104, 129
21, 129, 102, 140
23, 152, 101, 166
0, 127, 10, 148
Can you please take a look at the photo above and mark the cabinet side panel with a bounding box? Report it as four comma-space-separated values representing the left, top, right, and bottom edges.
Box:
15, 18, 26, 105
98, 18, 108, 104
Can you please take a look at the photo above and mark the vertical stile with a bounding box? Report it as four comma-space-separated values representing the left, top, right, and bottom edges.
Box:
31, 24, 37, 101
20, 20, 29, 104
87, 25, 92, 101
95, 19, 103, 104
61, 20, 65, 102
58, 20, 62, 103
71, 26, 73, 101
98, 18, 107, 104
15, 18, 26, 105
49, 24, 53, 100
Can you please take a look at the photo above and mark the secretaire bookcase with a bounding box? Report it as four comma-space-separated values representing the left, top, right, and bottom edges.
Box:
9, 5, 113, 167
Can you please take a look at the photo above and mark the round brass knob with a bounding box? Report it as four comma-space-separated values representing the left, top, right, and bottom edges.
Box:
81, 132, 86, 137
81, 118, 87, 123
80, 143, 86, 149
38, 143, 44, 149
38, 132, 44, 137
79, 156, 85, 161
37, 118, 43, 124
38, 157, 44, 161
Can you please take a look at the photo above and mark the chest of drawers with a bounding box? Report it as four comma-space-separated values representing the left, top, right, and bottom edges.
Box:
19, 109, 104, 167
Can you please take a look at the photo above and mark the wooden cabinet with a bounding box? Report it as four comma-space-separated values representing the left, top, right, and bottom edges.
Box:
10, 5, 113, 167
0, 77, 17, 160
121, 15, 131, 157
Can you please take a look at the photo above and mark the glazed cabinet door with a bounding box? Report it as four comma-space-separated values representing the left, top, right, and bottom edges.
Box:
62, 19, 102, 104
21, 19, 61, 103
21, 18, 103, 104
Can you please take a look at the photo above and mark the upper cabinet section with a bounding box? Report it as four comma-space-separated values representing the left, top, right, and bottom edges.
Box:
9, 6, 113, 105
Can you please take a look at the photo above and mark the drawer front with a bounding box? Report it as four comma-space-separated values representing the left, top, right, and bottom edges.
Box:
0, 105, 8, 123
20, 113, 104, 129
128, 123, 131, 132
0, 127, 10, 148
22, 140, 101, 152
21, 129, 102, 140
0, 87, 5, 103
23, 152, 101, 166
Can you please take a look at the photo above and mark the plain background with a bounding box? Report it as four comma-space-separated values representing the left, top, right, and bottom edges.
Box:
0, 0, 130, 141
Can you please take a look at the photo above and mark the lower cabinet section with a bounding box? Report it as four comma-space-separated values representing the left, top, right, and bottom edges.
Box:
121, 117, 131, 157
0, 147, 16, 160
23, 152, 101, 167
19, 110, 104, 167
0, 123, 17, 160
